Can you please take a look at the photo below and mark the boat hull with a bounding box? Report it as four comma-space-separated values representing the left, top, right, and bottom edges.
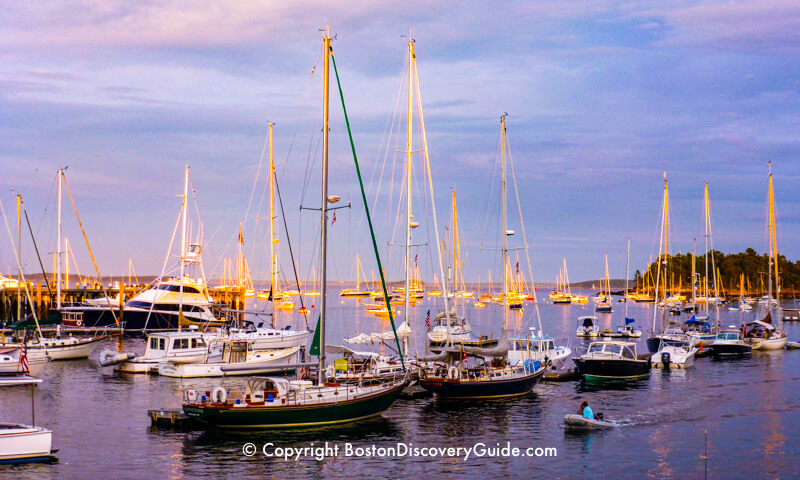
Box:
183, 381, 406, 429
420, 368, 544, 399
0, 425, 52, 464
563, 414, 616, 431
60, 306, 222, 331
711, 344, 752, 359
573, 358, 651, 381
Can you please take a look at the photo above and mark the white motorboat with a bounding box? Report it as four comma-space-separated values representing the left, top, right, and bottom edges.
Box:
219, 320, 310, 350
157, 340, 301, 378
712, 327, 752, 359
427, 311, 472, 345
0, 346, 48, 377
0, 376, 54, 464
99, 330, 210, 373
576, 316, 600, 337
652, 335, 697, 369
508, 330, 573, 379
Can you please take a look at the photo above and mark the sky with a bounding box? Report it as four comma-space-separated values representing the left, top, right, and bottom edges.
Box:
1, 1, 800, 286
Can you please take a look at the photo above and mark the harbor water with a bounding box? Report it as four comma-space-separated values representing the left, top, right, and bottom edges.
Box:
2, 288, 799, 479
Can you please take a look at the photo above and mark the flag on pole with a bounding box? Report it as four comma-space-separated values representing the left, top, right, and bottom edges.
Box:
298, 366, 307, 379
238, 226, 244, 245
332, 212, 337, 225
425, 309, 431, 331
516, 260, 520, 273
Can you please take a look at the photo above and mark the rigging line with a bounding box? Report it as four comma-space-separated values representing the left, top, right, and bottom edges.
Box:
61, 172, 118, 325
273, 167, 310, 330
23, 208, 53, 296
479, 126, 502, 250
331, 51, 405, 368
413, 57, 451, 320
0, 198, 43, 337
144, 194, 184, 332
506, 129, 543, 333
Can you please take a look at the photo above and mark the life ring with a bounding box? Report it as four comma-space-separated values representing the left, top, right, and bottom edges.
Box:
211, 386, 227, 404
447, 366, 459, 380
76, 319, 83, 327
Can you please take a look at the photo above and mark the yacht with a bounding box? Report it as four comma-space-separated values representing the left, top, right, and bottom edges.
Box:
573, 340, 650, 381
62, 276, 224, 331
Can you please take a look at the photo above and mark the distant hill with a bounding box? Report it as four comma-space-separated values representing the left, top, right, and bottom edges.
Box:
569, 279, 631, 289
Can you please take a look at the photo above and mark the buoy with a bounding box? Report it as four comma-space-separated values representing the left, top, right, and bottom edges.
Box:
211, 386, 227, 403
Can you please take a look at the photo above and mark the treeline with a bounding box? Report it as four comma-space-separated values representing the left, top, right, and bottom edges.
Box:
634, 248, 800, 295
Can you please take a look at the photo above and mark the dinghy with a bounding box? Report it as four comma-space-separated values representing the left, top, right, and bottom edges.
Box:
563, 414, 617, 431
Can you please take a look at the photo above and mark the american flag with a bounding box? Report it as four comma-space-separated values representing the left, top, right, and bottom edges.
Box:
298, 366, 307, 379
425, 309, 431, 331
20, 343, 29, 374
238, 225, 244, 245
515, 260, 520, 273
331, 212, 337, 225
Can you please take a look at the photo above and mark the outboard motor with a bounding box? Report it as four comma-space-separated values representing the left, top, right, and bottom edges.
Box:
661, 351, 671, 369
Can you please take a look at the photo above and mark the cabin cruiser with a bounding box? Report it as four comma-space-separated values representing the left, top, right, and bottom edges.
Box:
62, 276, 224, 331
508, 330, 572, 379
0, 376, 54, 464
427, 311, 472, 346
157, 339, 300, 378
576, 316, 599, 337
99, 330, 210, 373
711, 327, 752, 359
573, 340, 650, 381
646, 321, 688, 353
651, 334, 697, 369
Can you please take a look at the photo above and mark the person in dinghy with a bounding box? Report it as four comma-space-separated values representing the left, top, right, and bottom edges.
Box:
580, 401, 604, 420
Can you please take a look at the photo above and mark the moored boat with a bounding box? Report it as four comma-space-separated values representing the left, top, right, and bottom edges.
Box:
573, 340, 650, 381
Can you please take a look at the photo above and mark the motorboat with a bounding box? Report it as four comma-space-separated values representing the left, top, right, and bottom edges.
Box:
684, 316, 717, 348
651, 334, 697, 369
563, 414, 617, 431
576, 316, 599, 337
573, 340, 650, 381
157, 339, 301, 378
508, 330, 573, 379
0, 346, 48, 377
711, 327, 752, 359
646, 321, 688, 353
0, 376, 54, 464
218, 317, 310, 350
99, 330, 210, 373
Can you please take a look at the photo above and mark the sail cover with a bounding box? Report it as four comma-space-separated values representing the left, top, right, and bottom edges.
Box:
344, 321, 411, 344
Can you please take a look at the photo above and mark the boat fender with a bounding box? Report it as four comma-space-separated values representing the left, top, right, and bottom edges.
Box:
99, 350, 135, 367
211, 386, 227, 404
447, 366, 459, 380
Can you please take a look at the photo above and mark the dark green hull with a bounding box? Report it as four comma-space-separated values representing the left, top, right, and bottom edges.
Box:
183, 381, 406, 429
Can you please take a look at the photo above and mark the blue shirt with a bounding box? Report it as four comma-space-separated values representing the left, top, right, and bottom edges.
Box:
583, 406, 595, 419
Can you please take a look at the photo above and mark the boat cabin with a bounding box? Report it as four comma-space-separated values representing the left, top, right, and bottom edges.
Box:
142, 331, 208, 361
585, 340, 638, 359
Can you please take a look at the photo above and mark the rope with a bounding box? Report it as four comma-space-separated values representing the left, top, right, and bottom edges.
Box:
331, 51, 405, 370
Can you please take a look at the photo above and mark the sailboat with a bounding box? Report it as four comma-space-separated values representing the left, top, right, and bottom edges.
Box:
340, 253, 370, 296
745, 163, 787, 350
685, 182, 720, 348
550, 260, 573, 304
419, 115, 546, 398
594, 253, 613, 313
182, 29, 405, 429
647, 173, 679, 353
601, 240, 641, 338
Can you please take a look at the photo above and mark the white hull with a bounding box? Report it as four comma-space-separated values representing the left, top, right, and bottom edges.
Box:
40, 337, 104, 360
427, 327, 471, 344
0, 425, 52, 462
158, 347, 300, 378
213, 330, 311, 350
652, 346, 697, 369
749, 335, 788, 350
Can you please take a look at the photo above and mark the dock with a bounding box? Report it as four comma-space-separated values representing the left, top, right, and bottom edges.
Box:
148, 408, 199, 430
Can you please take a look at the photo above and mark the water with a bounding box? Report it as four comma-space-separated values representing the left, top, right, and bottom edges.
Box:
2, 288, 799, 478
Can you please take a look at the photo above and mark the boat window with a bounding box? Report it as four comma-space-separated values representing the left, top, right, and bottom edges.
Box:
159, 338, 165, 350
157, 284, 202, 294
622, 347, 635, 359
588, 344, 604, 354
150, 337, 159, 350
545, 341, 554, 350
173, 338, 190, 349
191, 338, 205, 349
605, 344, 622, 355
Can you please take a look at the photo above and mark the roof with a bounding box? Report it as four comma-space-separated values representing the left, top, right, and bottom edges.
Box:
590, 339, 637, 347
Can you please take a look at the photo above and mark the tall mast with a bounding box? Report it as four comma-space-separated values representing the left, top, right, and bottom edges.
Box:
268, 122, 277, 299
318, 28, 332, 384
501, 114, 508, 326
180, 165, 189, 313
404, 35, 414, 327
57, 169, 62, 309
16, 195, 22, 322
625, 239, 630, 319
704, 181, 709, 316
652, 173, 667, 332
768, 162, 780, 322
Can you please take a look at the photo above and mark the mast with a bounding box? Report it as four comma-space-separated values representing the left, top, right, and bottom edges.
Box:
501, 114, 509, 327
318, 29, 332, 384
768, 162, 780, 324
65, 237, 70, 290
269, 122, 277, 300
625, 239, 630, 319
16, 195, 22, 322
652, 173, 667, 332
57, 169, 62, 309
179, 166, 189, 319
404, 35, 414, 329
704, 182, 709, 316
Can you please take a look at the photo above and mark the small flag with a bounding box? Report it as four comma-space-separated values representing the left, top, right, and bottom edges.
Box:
20, 343, 29, 374
515, 261, 519, 273
238, 226, 244, 245
425, 309, 431, 331
299, 366, 307, 379
332, 212, 337, 225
